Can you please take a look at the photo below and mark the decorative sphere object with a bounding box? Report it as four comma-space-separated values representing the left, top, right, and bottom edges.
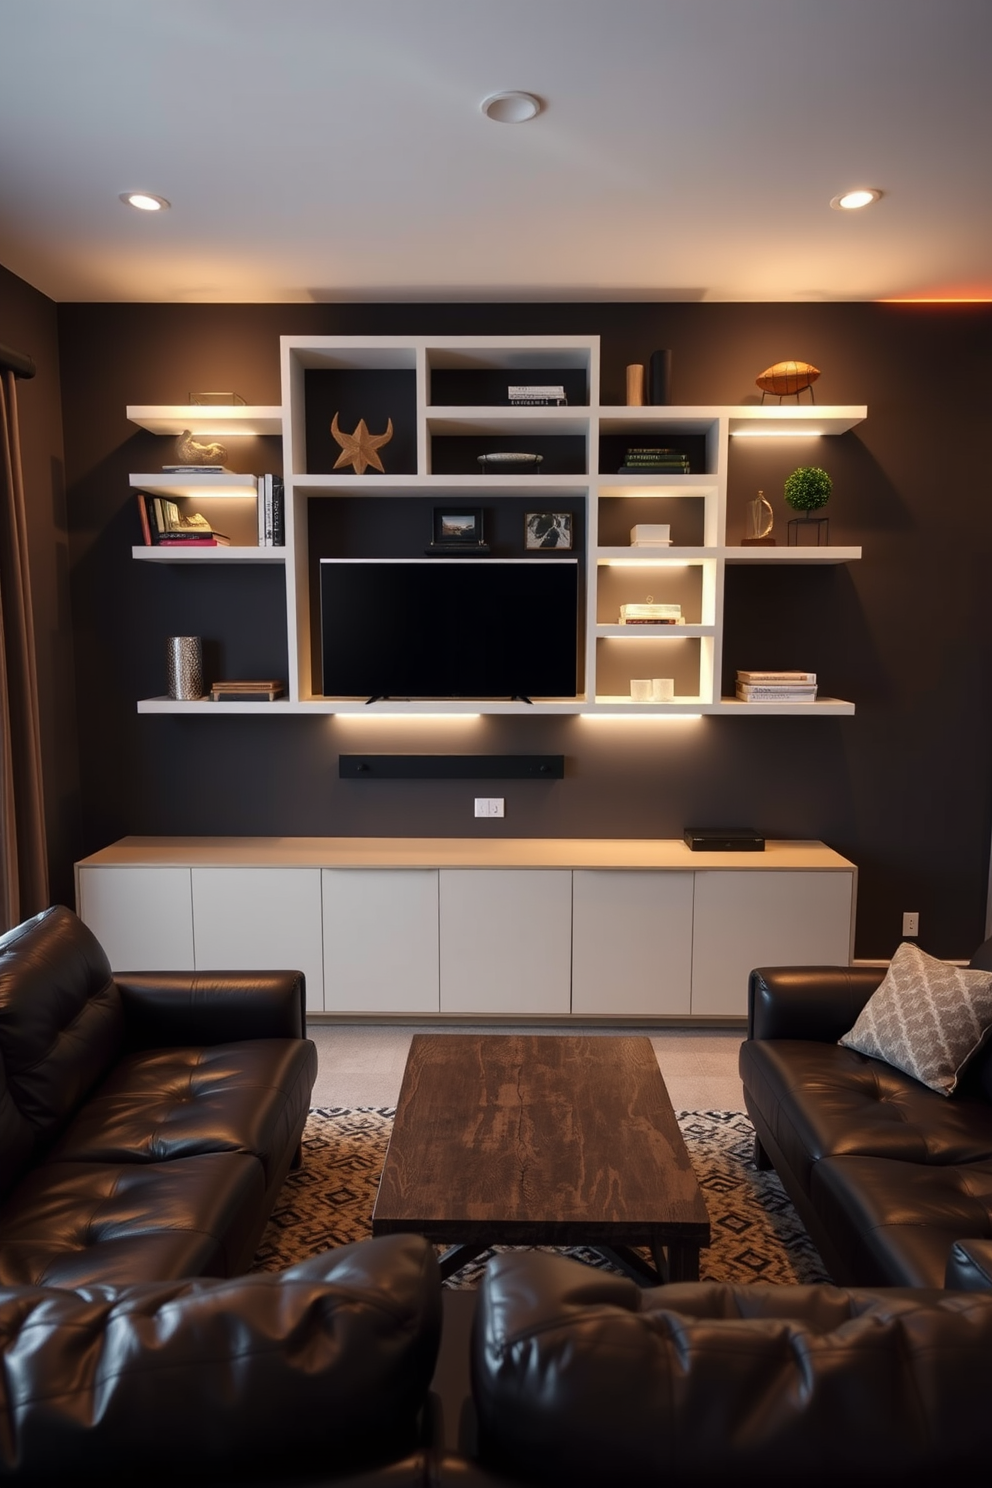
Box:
756, 361, 820, 396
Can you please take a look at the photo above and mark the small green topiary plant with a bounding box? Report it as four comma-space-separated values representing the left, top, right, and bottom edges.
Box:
784, 466, 832, 512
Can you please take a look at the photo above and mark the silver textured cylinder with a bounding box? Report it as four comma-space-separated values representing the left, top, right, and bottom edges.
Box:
166, 636, 203, 700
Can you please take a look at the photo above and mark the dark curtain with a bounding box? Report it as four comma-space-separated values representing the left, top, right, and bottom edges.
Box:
0, 367, 48, 932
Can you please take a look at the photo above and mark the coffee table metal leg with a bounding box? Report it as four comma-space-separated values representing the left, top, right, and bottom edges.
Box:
666, 1242, 700, 1282
437, 1243, 489, 1280
599, 1244, 662, 1286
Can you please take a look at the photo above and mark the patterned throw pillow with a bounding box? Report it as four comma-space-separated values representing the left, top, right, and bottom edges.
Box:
839, 942, 992, 1095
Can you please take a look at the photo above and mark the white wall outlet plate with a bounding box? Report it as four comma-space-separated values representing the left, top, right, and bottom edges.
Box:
474, 798, 505, 818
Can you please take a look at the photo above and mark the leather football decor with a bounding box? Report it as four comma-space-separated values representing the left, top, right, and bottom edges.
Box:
756, 360, 820, 399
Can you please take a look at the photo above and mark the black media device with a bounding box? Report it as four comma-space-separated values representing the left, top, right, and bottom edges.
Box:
320, 559, 578, 701
683, 828, 765, 852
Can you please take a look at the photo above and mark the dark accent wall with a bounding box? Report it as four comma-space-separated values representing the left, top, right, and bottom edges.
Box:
0, 264, 79, 908
54, 300, 992, 961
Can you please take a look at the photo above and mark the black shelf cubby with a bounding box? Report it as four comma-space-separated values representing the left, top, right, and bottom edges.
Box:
304, 369, 417, 475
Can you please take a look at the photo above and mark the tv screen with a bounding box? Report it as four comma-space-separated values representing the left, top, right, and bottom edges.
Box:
320, 559, 578, 700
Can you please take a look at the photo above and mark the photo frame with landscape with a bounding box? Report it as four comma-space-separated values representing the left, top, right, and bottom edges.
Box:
432, 507, 484, 546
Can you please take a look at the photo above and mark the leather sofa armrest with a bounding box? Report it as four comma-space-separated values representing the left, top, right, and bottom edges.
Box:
748, 965, 886, 1042
0, 1234, 440, 1482
947, 1240, 992, 1291
116, 970, 306, 1045
471, 1250, 992, 1487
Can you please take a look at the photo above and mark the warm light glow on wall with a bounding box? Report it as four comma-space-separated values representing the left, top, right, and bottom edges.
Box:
331, 713, 483, 722
729, 430, 822, 439
598, 559, 689, 569
578, 712, 704, 722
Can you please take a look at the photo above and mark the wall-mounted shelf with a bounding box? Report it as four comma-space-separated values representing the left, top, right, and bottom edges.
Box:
725, 546, 862, 564
717, 697, 856, 715
131, 546, 286, 564
126, 406, 283, 436
727, 405, 866, 437
127, 336, 866, 717
130, 473, 261, 500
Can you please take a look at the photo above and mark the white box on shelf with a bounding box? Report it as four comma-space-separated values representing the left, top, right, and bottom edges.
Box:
630, 524, 671, 545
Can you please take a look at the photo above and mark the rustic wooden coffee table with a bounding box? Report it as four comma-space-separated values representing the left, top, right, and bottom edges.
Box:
372, 1033, 710, 1284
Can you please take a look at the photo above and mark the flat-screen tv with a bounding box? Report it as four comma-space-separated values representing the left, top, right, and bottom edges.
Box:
320, 559, 578, 700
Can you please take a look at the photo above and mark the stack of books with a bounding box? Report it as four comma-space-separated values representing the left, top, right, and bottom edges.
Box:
618, 447, 690, 475
136, 495, 230, 546
256, 475, 285, 546
507, 384, 567, 406
736, 670, 818, 702
210, 680, 284, 702
620, 602, 683, 625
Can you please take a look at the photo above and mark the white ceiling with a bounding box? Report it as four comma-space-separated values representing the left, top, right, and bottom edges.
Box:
0, 0, 990, 304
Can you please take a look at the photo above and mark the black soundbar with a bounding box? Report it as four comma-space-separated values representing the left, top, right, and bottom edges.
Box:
683, 827, 765, 852
339, 754, 564, 780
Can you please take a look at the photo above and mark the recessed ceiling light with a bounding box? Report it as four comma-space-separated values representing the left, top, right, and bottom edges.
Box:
830, 188, 882, 211
120, 192, 171, 212
480, 91, 541, 123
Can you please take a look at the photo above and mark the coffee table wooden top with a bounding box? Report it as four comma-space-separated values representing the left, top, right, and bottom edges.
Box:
372, 1033, 710, 1250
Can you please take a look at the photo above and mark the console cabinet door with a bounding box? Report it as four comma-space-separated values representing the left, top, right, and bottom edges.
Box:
690, 869, 854, 1016
190, 868, 325, 1012
439, 869, 572, 1015
571, 870, 693, 1015
322, 869, 440, 1013
76, 865, 195, 971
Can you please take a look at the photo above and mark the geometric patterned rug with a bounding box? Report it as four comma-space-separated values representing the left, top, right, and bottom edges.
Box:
251, 1107, 831, 1288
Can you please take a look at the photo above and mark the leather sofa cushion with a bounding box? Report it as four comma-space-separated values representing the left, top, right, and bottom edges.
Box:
472, 1249, 992, 1487
946, 1238, 992, 1290
0, 1151, 264, 1286
810, 1154, 992, 1289
0, 906, 123, 1154
740, 1039, 992, 1191
0, 1234, 440, 1483
48, 1039, 318, 1185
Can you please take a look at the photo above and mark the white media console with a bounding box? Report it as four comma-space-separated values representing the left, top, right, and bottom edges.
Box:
75, 837, 856, 1020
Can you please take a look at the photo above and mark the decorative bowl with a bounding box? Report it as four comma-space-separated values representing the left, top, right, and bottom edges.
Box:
477, 452, 544, 469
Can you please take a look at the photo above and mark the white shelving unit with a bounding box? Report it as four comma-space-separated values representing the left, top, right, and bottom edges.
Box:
128, 336, 866, 716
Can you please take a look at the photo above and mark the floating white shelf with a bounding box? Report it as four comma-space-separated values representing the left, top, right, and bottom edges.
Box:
136, 697, 585, 716
130, 473, 261, 500
126, 406, 283, 436
595, 476, 718, 497
595, 625, 714, 640
717, 697, 856, 715
427, 407, 589, 438
725, 546, 862, 564
596, 547, 715, 564
131, 546, 286, 563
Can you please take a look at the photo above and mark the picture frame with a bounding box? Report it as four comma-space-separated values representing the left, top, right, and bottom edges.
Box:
525, 511, 573, 550
432, 507, 485, 546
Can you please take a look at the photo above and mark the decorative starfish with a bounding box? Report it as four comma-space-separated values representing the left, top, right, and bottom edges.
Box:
330, 412, 393, 475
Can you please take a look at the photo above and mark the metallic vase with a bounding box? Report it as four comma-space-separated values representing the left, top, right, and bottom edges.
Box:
166, 636, 203, 700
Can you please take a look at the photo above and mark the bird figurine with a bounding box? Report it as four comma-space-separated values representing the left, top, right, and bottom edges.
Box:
330, 412, 394, 475
176, 429, 228, 463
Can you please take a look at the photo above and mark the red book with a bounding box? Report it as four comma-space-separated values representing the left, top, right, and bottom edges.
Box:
135, 493, 152, 546
156, 537, 220, 546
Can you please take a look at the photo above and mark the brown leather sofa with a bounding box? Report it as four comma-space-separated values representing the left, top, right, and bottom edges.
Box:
739, 937, 992, 1288
0, 904, 317, 1286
